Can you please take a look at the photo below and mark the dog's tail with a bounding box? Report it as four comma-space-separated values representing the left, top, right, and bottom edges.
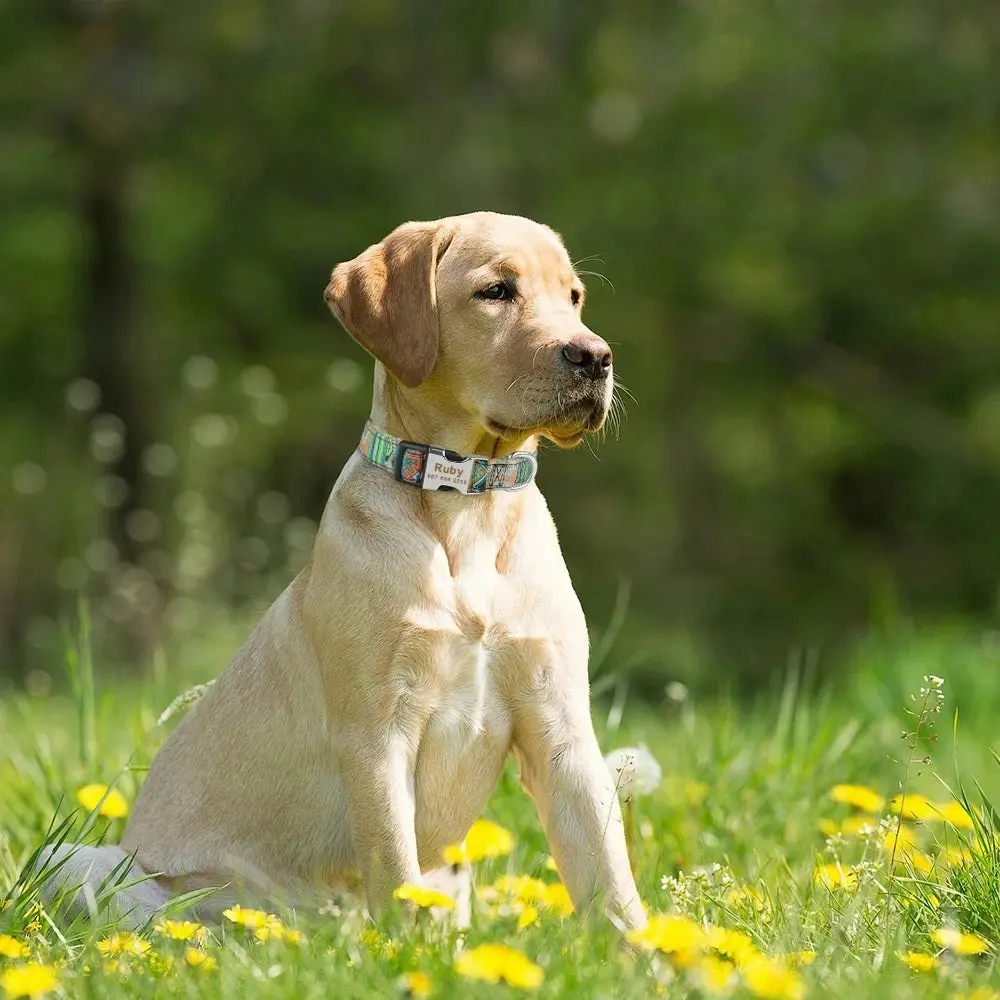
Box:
33, 843, 172, 930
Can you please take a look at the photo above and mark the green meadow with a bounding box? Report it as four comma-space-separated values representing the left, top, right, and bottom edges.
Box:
2, 619, 999, 999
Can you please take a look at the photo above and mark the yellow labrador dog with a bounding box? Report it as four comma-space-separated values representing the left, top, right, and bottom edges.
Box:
39, 211, 646, 932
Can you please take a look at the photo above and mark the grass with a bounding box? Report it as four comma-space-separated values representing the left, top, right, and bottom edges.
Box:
2, 618, 1000, 998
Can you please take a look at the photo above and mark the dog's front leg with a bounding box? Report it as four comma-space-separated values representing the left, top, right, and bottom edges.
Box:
336, 725, 422, 916
513, 682, 646, 930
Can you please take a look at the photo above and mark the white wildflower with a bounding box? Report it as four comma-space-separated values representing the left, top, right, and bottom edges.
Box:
604, 745, 662, 799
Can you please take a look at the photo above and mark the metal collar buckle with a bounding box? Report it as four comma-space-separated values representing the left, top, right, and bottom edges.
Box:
392, 440, 480, 493
422, 447, 482, 493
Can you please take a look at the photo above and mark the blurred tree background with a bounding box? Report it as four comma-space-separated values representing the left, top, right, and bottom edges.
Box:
1, 0, 998, 695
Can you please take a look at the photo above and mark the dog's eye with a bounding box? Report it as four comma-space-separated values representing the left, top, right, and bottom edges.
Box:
477, 281, 514, 301
570, 288, 582, 307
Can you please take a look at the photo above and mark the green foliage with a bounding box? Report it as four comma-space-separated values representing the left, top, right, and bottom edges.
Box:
1, 0, 999, 685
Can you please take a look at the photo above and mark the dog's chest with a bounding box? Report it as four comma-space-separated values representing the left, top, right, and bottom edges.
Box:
402, 567, 511, 743
408, 635, 510, 864
401, 549, 521, 857
405, 534, 512, 689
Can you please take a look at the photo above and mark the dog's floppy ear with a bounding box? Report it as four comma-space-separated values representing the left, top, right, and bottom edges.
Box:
325, 221, 455, 388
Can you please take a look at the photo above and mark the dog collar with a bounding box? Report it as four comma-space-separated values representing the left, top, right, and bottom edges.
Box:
358, 420, 537, 495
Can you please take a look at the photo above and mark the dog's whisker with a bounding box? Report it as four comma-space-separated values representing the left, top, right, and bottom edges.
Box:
613, 379, 637, 407
612, 391, 628, 425
576, 269, 615, 293
505, 373, 532, 395
605, 401, 618, 442
603, 405, 615, 442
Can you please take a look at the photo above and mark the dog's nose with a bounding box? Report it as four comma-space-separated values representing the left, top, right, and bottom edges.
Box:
562, 335, 613, 380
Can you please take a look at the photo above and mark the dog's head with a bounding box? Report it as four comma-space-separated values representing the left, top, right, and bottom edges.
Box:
324, 212, 614, 448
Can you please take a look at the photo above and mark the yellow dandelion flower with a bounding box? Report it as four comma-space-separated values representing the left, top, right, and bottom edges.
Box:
691, 954, 735, 994
934, 801, 974, 829
541, 882, 573, 917
706, 927, 758, 966
672, 947, 703, 970
0, 936, 28, 960
488, 875, 548, 903
252, 914, 287, 942
222, 905, 270, 929
454, 944, 544, 990
97, 933, 150, 957
627, 914, 706, 954
153, 919, 205, 942
222, 905, 299, 941
930, 928, 990, 955
819, 818, 839, 837
956, 989, 1000, 1000
442, 818, 513, 865
813, 863, 858, 889
899, 951, 938, 972
393, 884, 455, 911
830, 784, 884, 813
479, 884, 541, 927
76, 784, 129, 820
476, 875, 548, 919
741, 956, 804, 1000
890, 794, 937, 822
185, 948, 217, 971
0, 963, 58, 999
543, 855, 559, 873
399, 971, 432, 998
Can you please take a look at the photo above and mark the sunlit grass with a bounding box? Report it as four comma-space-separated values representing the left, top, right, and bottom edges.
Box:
2, 626, 1000, 998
